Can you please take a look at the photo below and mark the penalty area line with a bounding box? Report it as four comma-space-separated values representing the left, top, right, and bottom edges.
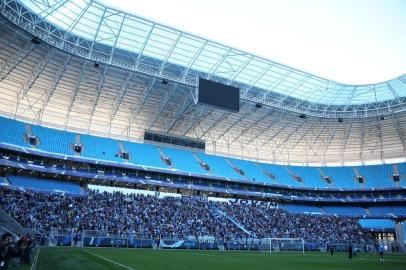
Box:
81, 248, 136, 270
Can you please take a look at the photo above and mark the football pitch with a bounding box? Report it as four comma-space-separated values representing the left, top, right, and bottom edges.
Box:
30, 247, 406, 270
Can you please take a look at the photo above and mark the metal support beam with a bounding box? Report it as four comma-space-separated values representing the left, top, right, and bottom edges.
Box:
64, 61, 87, 128
38, 54, 72, 122
127, 78, 157, 128
87, 65, 109, 130
166, 97, 194, 133
0, 42, 35, 81
111, 72, 133, 119
18, 48, 55, 98
147, 83, 182, 129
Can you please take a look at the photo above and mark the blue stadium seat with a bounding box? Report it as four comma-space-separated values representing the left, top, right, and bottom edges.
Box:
79, 134, 122, 162
358, 219, 395, 229
227, 157, 271, 183
160, 147, 207, 174
322, 206, 366, 216
288, 166, 327, 188
124, 142, 166, 168
280, 204, 323, 214
197, 153, 245, 180
8, 175, 82, 194
258, 163, 300, 186
80, 134, 123, 162
0, 116, 30, 147
320, 166, 359, 188
358, 164, 394, 188
31, 125, 75, 155
368, 206, 391, 215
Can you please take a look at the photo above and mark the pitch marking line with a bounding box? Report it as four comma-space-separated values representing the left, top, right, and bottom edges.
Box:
81, 248, 136, 270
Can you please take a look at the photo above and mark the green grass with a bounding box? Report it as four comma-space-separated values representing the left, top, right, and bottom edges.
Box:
32, 247, 406, 270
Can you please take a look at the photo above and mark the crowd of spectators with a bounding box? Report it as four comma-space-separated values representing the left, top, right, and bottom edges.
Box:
0, 187, 373, 244
217, 202, 370, 243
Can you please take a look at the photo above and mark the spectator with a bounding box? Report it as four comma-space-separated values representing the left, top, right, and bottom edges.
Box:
0, 187, 373, 245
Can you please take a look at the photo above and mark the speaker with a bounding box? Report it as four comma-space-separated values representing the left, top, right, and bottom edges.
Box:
122, 152, 129, 160
74, 144, 82, 153
31, 36, 41, 44
28, 135, 37, 145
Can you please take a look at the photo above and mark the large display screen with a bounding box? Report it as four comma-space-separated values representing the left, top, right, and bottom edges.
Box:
198, 78, 240, 112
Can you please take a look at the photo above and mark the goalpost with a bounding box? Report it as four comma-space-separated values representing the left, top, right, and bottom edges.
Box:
262, 238, 305, 254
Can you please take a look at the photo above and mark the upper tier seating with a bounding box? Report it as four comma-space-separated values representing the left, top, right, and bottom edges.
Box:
320, 166, 360, 189
0, 117, 30, 147
227, 157, 271, 182
79, 134, 122, 162
358, 164, 395, 188
0, 116, 405, 189
258, 163, 300, 186
288, 166, 327, 188
31, 125, 75, 156
197, 153, 246, 180
160, 147, 207, 174
124, 142, 166, 168
8, 175, 82, 194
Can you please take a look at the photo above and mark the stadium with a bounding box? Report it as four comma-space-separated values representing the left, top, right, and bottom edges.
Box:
0, 0, 405, 269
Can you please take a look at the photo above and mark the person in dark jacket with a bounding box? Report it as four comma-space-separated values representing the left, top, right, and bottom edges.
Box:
348, 244, 353, 259
0, 233, 20, 270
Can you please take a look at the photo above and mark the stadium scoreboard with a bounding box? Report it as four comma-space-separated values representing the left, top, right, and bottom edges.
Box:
198, 78, 240, 112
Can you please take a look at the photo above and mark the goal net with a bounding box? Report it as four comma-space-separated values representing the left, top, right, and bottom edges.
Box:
260, 238, 304, 253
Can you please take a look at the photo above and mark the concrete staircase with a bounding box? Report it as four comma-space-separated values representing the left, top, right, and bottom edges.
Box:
254, 163, 276, 182
192, 153, 211, 173
0, 176, 10, 185
0, 208, 38, 236
364, 208, 372, 216
209, 205, 255, 237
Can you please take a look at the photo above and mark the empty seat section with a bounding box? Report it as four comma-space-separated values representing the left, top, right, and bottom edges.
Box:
80, 134, 122, 162
124, 142, 165, 168
31, 125, 75, 155
161, 147, 207, 174
258, 163, 299, 186
358, 164, 394, 188
8, 175, 81, 194
368, 206, 392, 215
228, 158, 271, 183
281, 204, 323, 214
288, 166, 326, 188
396, 163, 406, 186
0, 116, 29, 147
368, 206, 406, 216
197, 153, 245, 180
323, 206, 366, 216
321, 166, 358, 188
389, 206, 406, 216
358, 219, 395, 229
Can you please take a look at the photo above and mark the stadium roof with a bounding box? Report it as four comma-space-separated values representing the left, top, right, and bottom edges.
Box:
12, 0, 406, 110
0, 0, 406, 165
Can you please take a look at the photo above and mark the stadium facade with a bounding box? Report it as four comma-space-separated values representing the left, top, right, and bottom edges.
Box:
0, 0, 406, 254
0, 0, 406, 164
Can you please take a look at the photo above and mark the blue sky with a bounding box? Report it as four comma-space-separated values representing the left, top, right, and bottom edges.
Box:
101, 0, 406, 85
